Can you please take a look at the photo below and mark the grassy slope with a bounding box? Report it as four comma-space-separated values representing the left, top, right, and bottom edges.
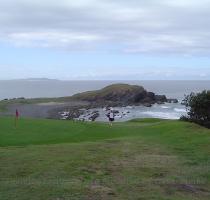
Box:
0, 96, 75, 112
71, 83, 144, 101
0, 117, 210, 200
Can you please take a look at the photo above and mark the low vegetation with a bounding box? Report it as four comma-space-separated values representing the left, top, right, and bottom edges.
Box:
0, 96, 74, 112
0, 117, 209, 200
181, 90, 210, 128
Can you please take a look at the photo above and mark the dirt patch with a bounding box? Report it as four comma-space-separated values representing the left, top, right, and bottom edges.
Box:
110, 154, 179, 170
164, 183, 210, 195
87, 181, 116, 199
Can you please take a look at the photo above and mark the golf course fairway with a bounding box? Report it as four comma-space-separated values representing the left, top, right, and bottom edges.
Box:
0, 117, 209, 200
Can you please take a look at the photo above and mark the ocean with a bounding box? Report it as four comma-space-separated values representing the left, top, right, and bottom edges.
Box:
1, 80, 210, 120
0, 79, 210, 100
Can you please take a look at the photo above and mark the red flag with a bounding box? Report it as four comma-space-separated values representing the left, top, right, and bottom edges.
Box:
16, 109, 19, 118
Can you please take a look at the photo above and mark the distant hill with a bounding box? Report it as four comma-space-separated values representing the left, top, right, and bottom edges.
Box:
72, 83, 167, 106
0, 78, 60, 82
19, 78, 60, 82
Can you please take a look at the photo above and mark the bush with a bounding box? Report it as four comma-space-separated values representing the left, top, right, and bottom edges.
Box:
180, 90, 210, 128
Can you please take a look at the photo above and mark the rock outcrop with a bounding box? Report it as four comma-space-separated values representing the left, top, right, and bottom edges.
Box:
72, 84, 167, 107
167, 98, 179, 103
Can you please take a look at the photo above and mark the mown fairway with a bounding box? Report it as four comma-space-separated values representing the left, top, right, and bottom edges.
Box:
0, 117, 209, 200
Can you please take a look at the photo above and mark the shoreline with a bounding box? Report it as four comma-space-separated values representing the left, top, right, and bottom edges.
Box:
0, 83, 187, 121
0, 101, 186, 122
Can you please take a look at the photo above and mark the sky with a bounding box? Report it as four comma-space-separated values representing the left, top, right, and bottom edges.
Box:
0, 0, 210, 80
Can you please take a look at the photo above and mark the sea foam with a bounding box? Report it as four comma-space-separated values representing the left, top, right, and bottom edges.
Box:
174, 108, 186, 112
141, 111, 180, 119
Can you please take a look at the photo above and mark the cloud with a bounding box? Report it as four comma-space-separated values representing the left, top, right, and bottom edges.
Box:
0, 0, 210, 54
6, 31, 104, 49
57, 66, 210, 80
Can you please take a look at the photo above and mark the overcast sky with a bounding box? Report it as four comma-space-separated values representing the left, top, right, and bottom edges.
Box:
0, 0, 210, 80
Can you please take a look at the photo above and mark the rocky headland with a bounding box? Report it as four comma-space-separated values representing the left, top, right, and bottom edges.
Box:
71, 83, 169, 107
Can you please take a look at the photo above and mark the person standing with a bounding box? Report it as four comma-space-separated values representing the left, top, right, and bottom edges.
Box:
107, 109, 115, 126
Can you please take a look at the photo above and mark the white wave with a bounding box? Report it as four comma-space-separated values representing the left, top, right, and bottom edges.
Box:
141, 111, 180, 119
126, 106, 134, 109
115, 114, 122, 119
161, 106, 170, 109
174, 108, 186, 112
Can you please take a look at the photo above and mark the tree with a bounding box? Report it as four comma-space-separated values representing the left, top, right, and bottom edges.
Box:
181, 90, 210, 128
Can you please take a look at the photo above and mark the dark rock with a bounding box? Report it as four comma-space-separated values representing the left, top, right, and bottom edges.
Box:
142, 97, 155, 104
147, 92, 155, 99
133, 91, 147, 102
143, 103, 152, 107
155, 95, 167, 102
157, 101, 165, 105
113, 110, 119, 114
89, 111, 99, 121
167, 98, 179, 103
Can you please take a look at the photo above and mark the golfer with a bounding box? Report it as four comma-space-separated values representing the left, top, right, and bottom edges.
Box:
107, 109, 115, 126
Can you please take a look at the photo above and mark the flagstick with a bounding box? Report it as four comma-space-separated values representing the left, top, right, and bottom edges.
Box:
15, 116, 18, 128
15, 109, 19, 128
15, 116, 17, 128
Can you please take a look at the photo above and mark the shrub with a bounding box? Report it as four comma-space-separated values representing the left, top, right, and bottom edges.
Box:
180, 90, 210, 128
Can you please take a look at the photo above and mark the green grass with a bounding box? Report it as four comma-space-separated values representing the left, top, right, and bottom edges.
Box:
0, 96, 74, 112
0, 117, 210, 200
71, 83, 144, 101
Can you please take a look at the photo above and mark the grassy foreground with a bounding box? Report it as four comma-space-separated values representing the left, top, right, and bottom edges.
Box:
0, 117, 209, 200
